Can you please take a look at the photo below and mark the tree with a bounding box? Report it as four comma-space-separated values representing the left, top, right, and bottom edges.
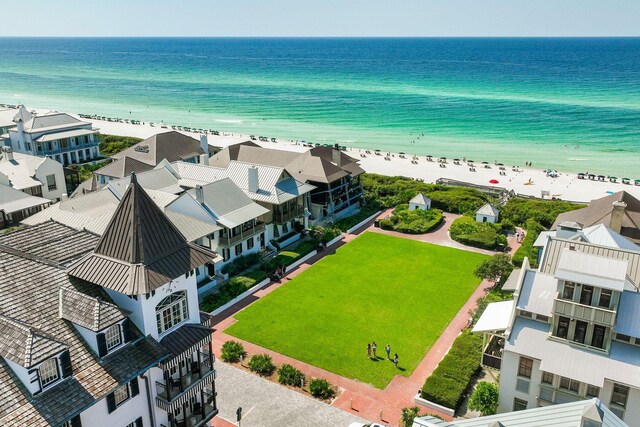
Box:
468, 382, 499, 416
400, 407, 422, 427
474, 254, 513, 284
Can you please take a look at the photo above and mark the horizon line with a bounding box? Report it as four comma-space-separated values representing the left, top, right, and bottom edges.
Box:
1, 35, 640, 39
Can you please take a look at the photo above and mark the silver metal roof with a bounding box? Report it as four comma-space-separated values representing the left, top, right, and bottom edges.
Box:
613, 290, 640, 338
555, 249, 628, 292
0, 184, 50, 213
516, 270, 557, 316
472, 300, 514, 333
409, 193, 431, 205
476, 203, 499, 217
34, 128, 96, 142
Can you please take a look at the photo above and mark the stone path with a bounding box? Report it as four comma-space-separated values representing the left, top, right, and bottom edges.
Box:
210, 212, 523, 426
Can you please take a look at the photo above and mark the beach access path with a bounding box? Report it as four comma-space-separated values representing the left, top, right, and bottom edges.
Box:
210, 214, 523, 427
84, 115, 640, 204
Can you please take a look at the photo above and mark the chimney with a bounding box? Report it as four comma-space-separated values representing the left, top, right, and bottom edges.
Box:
195, 185, 205, 203
199, 134, 209, 155
610, 201, 627, 234
1, 146, 13, 162
332, 144, 341, 167
248, 166, 259, 193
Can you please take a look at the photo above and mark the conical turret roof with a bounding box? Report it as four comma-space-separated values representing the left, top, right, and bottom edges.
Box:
69, 173, 215, 295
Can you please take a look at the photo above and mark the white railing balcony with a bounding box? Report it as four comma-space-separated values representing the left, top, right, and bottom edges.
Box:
553, 297, 616, 327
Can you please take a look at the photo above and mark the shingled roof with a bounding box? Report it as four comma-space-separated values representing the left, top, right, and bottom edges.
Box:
68, 173, 215, 295
0, 315, 68, 368
58, 287, 127, 332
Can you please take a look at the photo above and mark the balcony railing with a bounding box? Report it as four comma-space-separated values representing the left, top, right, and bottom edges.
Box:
481, 353, 502, 370
156, 352, 215, 403
538, 384, 584, 405
553, 297, 616, 327
273, 205, 305, 224
219, 222, 265, 247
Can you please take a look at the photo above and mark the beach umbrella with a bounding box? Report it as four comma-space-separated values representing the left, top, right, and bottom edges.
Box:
482, 161, 489, 164
496, 163, 504, 166
489, 179, 499, 184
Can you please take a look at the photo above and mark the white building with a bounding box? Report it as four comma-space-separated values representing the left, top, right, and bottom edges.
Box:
0, 175, 218, 427
4, 106, 99, 165
476, 203, 499, 223
0, 146, 67, 201
474, 224, 640, 425
0, 183, 50, 228
409, 193, 431, 211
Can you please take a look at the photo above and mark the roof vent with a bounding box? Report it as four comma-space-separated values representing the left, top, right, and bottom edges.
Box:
569, 243, 576, 251
134, 145, 149, 153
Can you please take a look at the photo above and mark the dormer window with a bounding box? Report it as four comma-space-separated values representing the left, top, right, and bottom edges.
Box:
39, 358, 60, 388
105, 324, 122, 351
156, 291, 188, 334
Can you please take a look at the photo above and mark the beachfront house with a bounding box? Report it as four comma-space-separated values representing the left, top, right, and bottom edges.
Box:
93, 131, 208, 184
0, 178, 219, 427
473, 224, 640, 424
0, 146, 66, 201
209, 142, 365, 224
476, 203, 499, 223
409, 193, 431, 211
4, 105, 100, 165
0, 183, 50, 228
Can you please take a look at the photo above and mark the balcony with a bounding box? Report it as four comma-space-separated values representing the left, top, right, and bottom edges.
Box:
480, 335, 504, 370
538, 384, 583, 405
160, 390, 217, 427
273, 205, 305, 224
219, 222, 265, 247
156, 352, 215, 404
553, 297, 616, 327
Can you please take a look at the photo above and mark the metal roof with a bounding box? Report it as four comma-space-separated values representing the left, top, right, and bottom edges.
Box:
23, 112, 87, 133
0, 184, 50, 213
502, 268, 522, 291
58, 286, 127, 332
172, 161, 228, 185
409, 193, 431, 205
34, 128, 96, 143
69, 173, 215, 295
506, 317, 640, 389
555, 249, 628, 292
0, 152, 47, 190
613, 291, 640, 338
472, 300, 514, 333
516, 270, 557, 316
94, 156, 154, 179
476, 203, 499, 217
111, 131, 204, 165
106, 167, 183, 197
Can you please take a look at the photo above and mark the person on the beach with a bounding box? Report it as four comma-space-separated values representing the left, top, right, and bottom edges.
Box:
372, 342, 377, 358
393, 354, 399, 368
385, 344, 391, 359
367, 343, 371, 358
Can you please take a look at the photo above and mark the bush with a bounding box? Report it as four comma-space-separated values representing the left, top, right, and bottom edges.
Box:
474, 254, 514, 283
220, 252, 262, 276
277, 364, 305, 387
309, 225, 342, 243
379, 219, 394, 230
420, 330, 483, 410
380, 205, 443, 234
98, 134, 143, 156
512, 219, 545, 268
220, 340, 246, 363
248, 354, 275, 376
468, 382, 499, 416
200, 270, 267, 312
334, 205, 381, 232
500, 198, 584, 229
309, 378, 335, 400
449, 216, 503, 250
499, 218, 516, 232
261, 240, 317, 272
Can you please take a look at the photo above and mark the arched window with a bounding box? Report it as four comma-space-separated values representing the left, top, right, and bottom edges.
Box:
156, 291, 188, 334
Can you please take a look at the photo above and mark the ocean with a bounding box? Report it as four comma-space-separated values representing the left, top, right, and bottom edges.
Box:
0, 37, 638, 176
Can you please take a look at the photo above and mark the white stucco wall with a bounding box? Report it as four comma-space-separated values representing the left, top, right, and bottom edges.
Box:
34, 156, 66, 201
476, 213, 498, 223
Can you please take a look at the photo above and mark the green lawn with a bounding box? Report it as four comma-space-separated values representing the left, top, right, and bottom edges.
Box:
226, 232, 488, 388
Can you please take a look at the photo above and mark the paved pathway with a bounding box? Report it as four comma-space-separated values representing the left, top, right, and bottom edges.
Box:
211, 212, 523, 426
212, 362, 367, 427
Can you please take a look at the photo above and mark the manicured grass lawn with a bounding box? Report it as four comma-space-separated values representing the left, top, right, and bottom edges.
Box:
225, 232, 488, 389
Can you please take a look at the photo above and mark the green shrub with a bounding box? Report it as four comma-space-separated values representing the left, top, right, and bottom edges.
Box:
500, 198, 584, 228
261, 240, 317, 272
449, 216, 503, 250
199, 270, 267, 312
379, 219, 394, 230
499, 218, 516, 232
309, 225, 342, 243
248, 354, 275, 376
468, 382, 499, 415
220, 340, 246, 363
98, 134, 143, 156
334, 205, 381, 232
382, 206, 443, 234
309, 378, 335, 400
512, 219, 545, 268
277, 364, 305, 387
420, 330, 483, 410
220, 252, 262, 276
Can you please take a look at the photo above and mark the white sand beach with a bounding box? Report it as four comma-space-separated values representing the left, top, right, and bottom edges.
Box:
81, 115, 640, 204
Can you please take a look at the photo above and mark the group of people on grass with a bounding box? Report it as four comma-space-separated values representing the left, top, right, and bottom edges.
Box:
367, 341, 399, 368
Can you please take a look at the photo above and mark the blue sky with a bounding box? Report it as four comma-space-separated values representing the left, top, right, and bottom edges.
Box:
2, 0, 639, 37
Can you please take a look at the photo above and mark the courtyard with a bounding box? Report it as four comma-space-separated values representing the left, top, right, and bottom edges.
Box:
225, 232, 488, 388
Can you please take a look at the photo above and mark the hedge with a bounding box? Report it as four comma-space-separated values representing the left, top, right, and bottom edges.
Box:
277, 364, 305, 387
334, 205, 380, 232
309, 378, 335, 400
98, 134, 143, 156
261, 240, 317, 272
420, 330, 483, 410
380, 205, 443, 234
200, 270, 267, 312
449, 216, 506, 250
512, 219, 546, 268
500, 198, 584, 229
248, 354, 275, 376
220, 252, 262, 276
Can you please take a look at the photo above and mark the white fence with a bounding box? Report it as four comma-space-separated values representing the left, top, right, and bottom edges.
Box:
346, 210, 381, 234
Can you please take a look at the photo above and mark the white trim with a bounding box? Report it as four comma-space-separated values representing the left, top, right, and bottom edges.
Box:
346, 210, 381, 234
210, 276, 271, 316
413, 393, 455, 417
284, 250, 317, 273
326, 234, 343, 248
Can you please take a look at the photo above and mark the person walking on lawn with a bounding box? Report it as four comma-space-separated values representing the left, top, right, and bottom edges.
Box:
385, 344, 391, 360
367, 343, 371, 358
372, 342, 377, 358
393, 353, 399, 369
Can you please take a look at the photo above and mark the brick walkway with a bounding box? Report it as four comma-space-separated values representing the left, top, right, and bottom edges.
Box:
211, 213, 523, 426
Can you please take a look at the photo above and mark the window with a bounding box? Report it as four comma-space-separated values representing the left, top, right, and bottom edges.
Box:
513, 398, 527, 411
39, 358, 59, 388
573, 320, 587, 344
541, 371, 554, 385
555, 316, 570, 339
559, 377, 580, 393
235, 243, 242, 256
247, 237, 254, 250
562, 282, 575, 300
536, 314, 550, 322
46, 174, 57, 191
156, 291, 188, 334
586, 384, 600, 398
591, 325, 606, 349
282, 223, 289, 233
273, 226, 280, 238
114, 384, 130, 406
518, 357, 533, 378
105, 324, 122, 351
519, 310, 532, 318
580, 285, 594, 305
616, 333, 631, 342
611, 384, 629, 408
599, 289, 612, 308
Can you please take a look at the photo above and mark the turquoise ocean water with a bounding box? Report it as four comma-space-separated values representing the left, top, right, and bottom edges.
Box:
0, 37, 638, 176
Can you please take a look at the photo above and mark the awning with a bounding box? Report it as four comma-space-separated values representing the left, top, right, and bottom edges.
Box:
472, 300, 514, 333
501, 268, 521, 291
1, 196, 50, 214
35, 128, 96, 142
155, 369, 216, 412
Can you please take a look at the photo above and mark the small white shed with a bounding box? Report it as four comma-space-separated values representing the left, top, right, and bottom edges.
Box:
476, 203, 499, 223
409, 193, 431, 211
